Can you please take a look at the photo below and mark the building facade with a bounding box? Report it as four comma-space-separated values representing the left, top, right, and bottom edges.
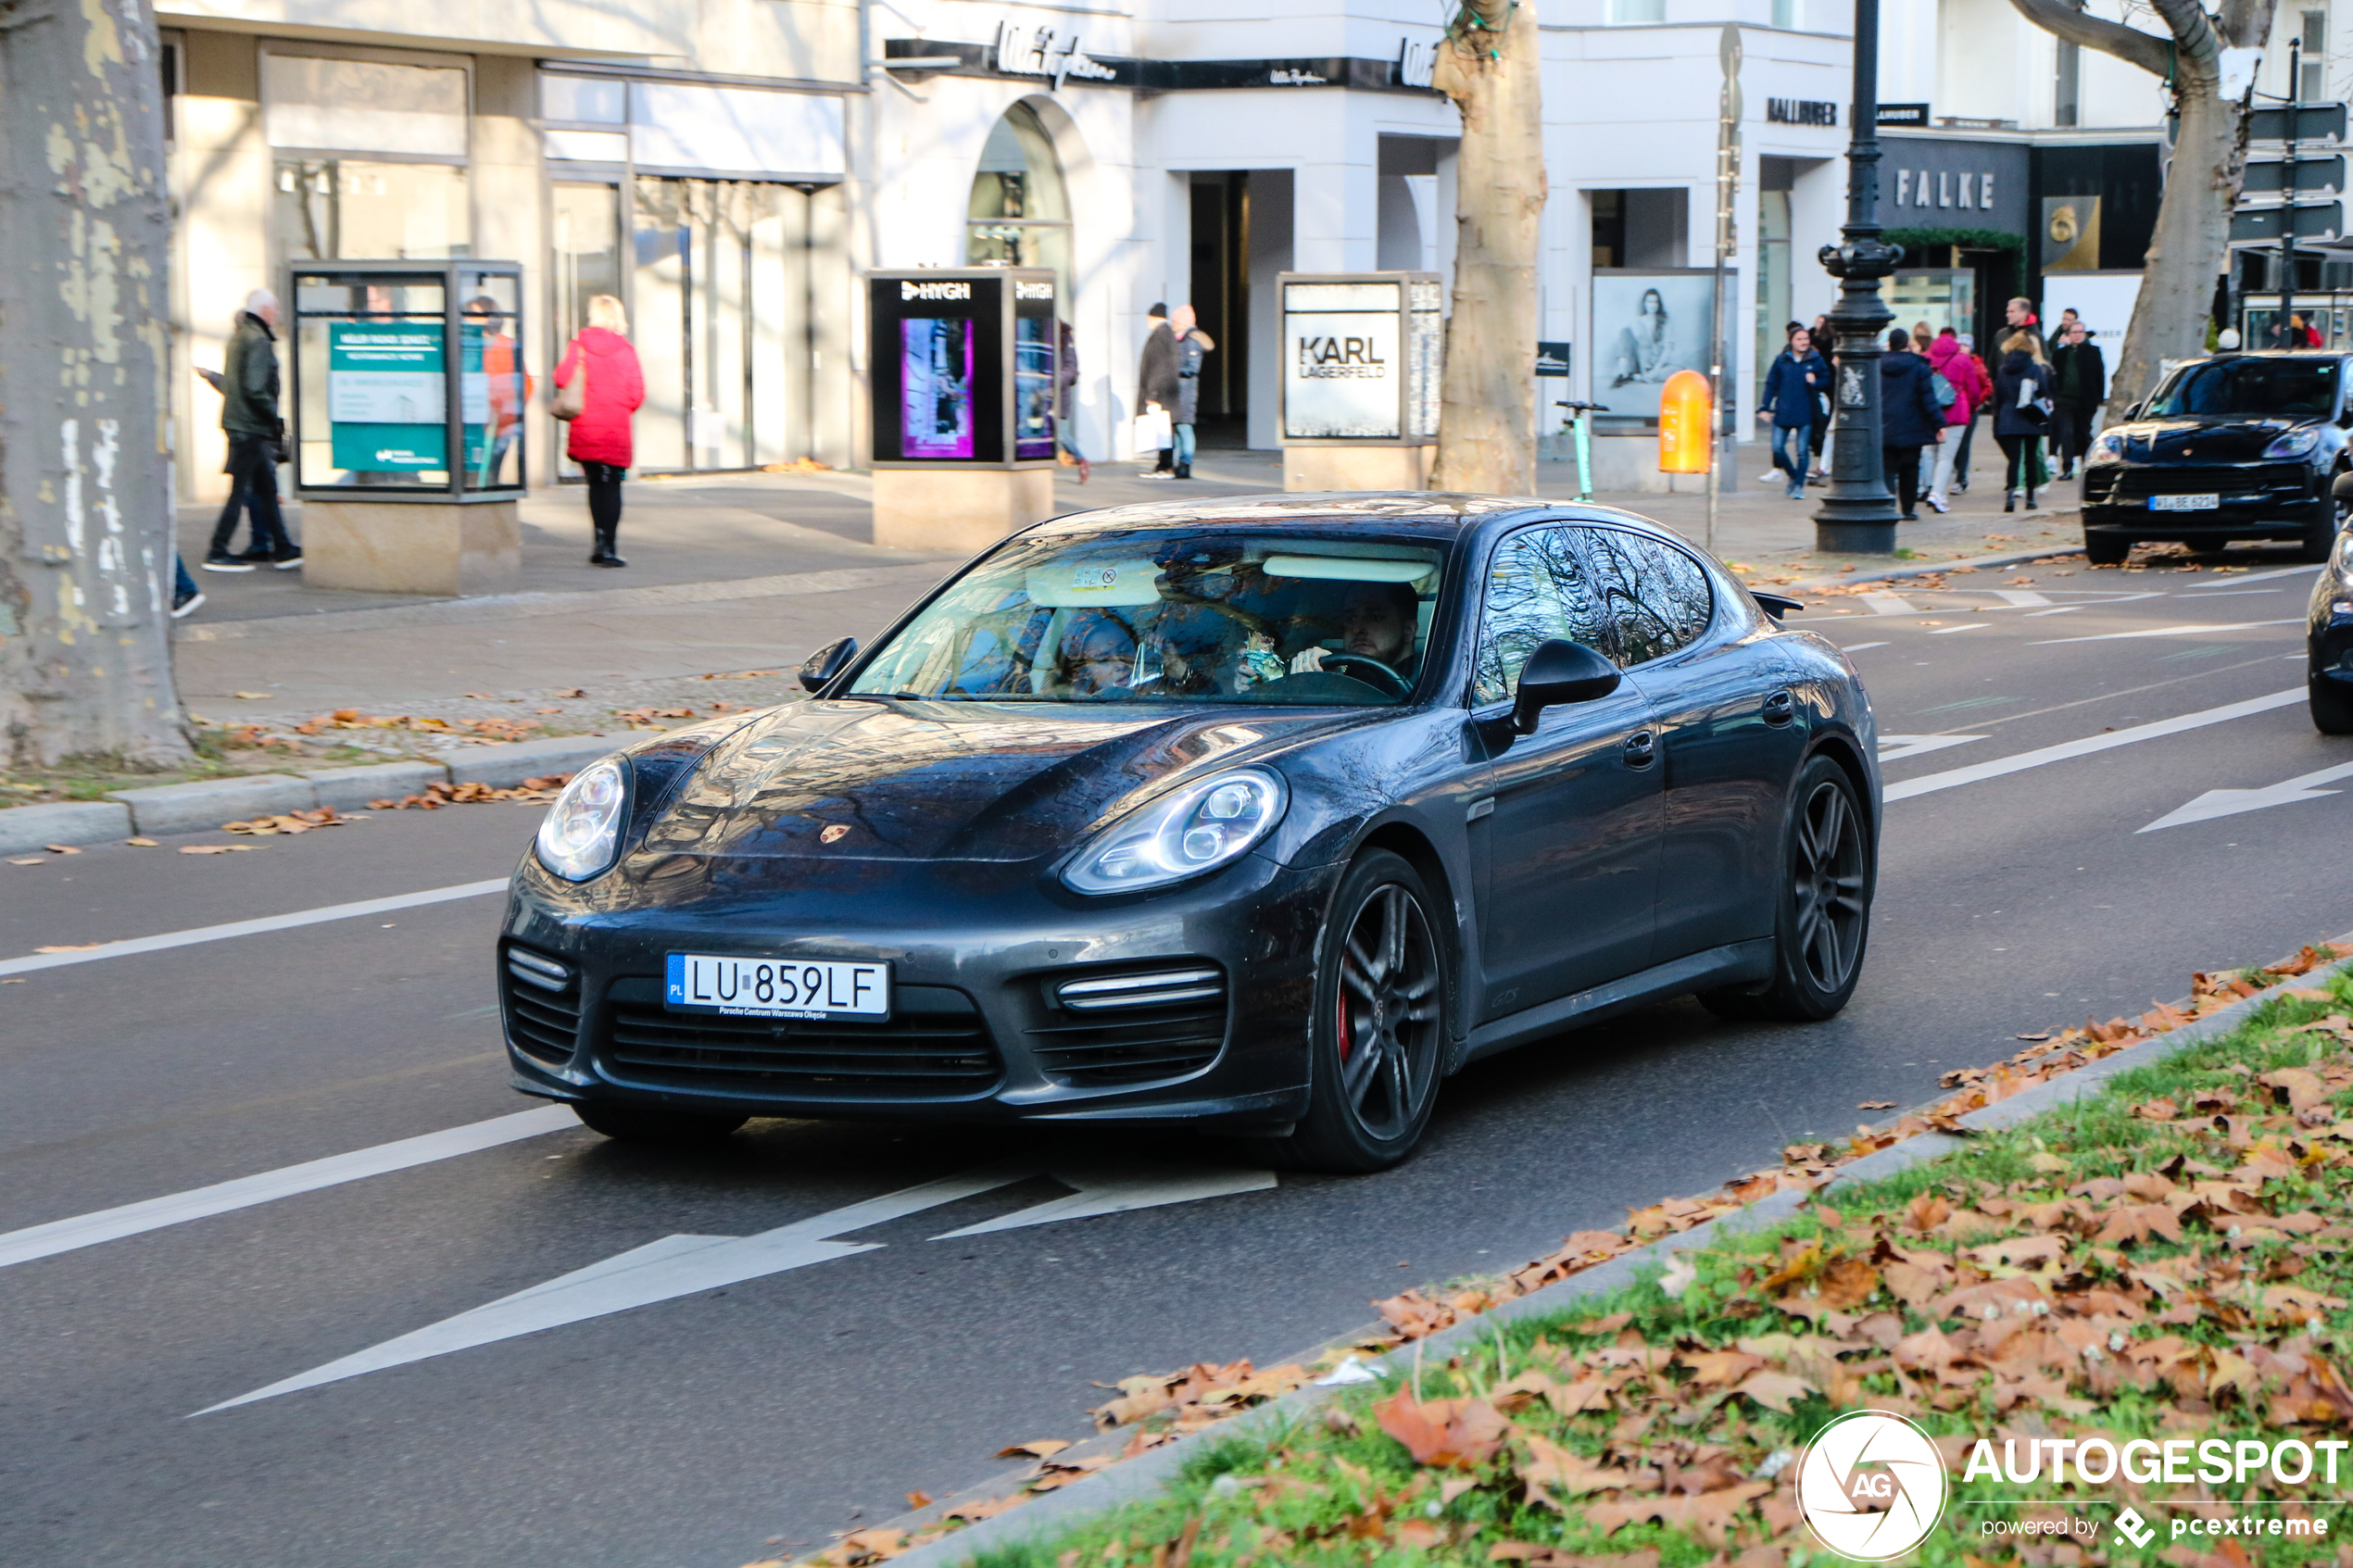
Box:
152, 0, 2335, 501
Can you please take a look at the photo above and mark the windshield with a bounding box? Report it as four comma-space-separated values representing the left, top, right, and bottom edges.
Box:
2147, 358, 2340, 419
849, 527, 1449, 705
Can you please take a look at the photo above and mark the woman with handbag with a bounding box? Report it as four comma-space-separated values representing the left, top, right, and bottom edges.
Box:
1993, 332, 2056, 513
552, 295, 648, 567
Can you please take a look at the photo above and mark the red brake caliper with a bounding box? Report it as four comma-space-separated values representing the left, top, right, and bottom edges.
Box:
1336, 987, 1352, 1063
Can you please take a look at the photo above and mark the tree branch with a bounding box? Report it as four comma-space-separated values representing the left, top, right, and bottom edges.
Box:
2215, 0, 2276, 50
2001, 0, 2172, 78
2145, 0, 2221, 70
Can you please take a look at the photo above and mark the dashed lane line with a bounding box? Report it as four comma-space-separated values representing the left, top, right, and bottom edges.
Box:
0, 879, 510, 977
2031, 619, 2304, 645
1883, 687, 2307, 802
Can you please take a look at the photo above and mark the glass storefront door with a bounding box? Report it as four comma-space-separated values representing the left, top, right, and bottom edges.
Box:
629, 176, 807, 474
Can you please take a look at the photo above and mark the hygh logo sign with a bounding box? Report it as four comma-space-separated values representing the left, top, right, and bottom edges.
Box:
1796, 1411, 1949, 1561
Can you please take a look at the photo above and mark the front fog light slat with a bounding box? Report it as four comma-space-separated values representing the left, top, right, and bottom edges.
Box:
1058, 968, 1225, 1010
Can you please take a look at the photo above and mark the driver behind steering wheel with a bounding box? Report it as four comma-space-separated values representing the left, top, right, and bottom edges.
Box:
1288, 579, 1420, 684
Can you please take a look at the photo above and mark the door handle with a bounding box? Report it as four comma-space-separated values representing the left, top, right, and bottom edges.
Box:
1622, 729, 1657, 768
1762, 689, 1796, 726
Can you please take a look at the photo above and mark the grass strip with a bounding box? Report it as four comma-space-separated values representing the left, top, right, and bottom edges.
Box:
819, 964, 2353, 1568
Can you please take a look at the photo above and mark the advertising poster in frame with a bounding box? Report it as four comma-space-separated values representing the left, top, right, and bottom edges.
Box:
1592, 270, 1718, 423
900, 317, 975, 459
1277, 272, 1441, 445
866, 269, 1058, 470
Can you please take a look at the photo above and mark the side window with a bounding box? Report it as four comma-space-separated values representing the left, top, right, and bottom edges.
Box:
1572, 527, 1714, 667
1470, 526, 1613, 706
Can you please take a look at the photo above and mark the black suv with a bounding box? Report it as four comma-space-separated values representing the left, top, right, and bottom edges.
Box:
2081, 351, 2353, 565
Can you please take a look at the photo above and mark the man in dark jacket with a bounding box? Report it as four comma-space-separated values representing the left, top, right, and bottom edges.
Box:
1879, 327, 1947, 522
203, 289, 298, 571
1136, 303, 1179, 476
1757, 326, 1830, 498
2049, 322, 2107, 479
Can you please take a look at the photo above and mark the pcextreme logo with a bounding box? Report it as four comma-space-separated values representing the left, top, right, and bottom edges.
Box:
1796, 1411, 1949, 1562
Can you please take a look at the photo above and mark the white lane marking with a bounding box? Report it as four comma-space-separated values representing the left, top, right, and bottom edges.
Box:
2024, 606, 2084, 617
2139, 758, 2353, 832
1876, 734, 1986, 764
0, 879, 510, 977
1928, 622, 1992, 633
195, 1160, 1276, 1412
1883, 688, 2307, 803
2181, 587, 2288, 597
1861, 593, 1919, 615
2181, 565, 2322, 589
1992, 589, 2053, 607
0, 1107, 575, 1271
931, 1163, 1277, 1238
2031, 619, 2303, 645
1839, 641, 1890, 653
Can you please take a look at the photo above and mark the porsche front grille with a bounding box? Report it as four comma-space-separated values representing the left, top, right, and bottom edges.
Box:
500, 947, 583, 1065
599, 977, 1001, 1098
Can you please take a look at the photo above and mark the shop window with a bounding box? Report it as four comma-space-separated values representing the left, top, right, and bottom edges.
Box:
1607, 0, 1666, 21
262, 53, 469, 157
2302, 10, 2328, 101
272, 159, 471, 263
1771, 0, 1802, 28
2055, 40, 2080, 127
966, 103, 1072, 305
1594, 189, 1687, 271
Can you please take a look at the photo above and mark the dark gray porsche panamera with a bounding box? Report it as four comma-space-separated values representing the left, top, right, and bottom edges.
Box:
499, 494, 1881, 1172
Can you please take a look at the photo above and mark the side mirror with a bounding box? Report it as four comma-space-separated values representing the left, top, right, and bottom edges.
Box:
1752, 591, 1803, 621
1512, 638, 1621, 734
799, 636, 858, 693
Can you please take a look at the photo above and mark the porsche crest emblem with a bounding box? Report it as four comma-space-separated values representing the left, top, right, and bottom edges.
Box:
820, 823, 851, 844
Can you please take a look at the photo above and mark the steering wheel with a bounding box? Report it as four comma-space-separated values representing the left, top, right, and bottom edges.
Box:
1316, 653, 1411, 698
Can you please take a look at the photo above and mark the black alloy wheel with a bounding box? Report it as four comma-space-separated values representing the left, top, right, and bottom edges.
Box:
2302, 477, 2353, 563
573, 1101, 749, 1145
1262, 849, 1448, 1173
1703, 755, 1872, 1022
2082, 528, 2130, 566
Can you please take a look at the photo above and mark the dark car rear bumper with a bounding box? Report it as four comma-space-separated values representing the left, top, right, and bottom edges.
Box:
497, 851, 1339, 1128
2082, 461, 2322, 540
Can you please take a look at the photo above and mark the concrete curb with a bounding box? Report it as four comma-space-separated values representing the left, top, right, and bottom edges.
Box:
880, 941, 2353, 1567
105, 775, 315, 834
302, 760, 450, 810
1785, 542, 2086, 593
436, 734, 622, 788
0, 800, 135, 854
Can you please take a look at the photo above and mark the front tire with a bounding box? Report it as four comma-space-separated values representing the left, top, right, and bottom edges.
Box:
573, 1101, 748, 1145
2299, 495, 2345, 564
1702, 756, 1872, 1022
2312, 672, 2353, 734
2083, 529, 2130, 566
1259, 850, 1448, 1173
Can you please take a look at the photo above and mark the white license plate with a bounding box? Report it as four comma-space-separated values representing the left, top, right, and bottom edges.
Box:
664, 954, 890, 1020
2149, 493, 2221, 511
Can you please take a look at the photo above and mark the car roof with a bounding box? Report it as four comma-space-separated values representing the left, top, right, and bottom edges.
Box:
2192, 351, 2353, 364
1026, 490, 1689, 548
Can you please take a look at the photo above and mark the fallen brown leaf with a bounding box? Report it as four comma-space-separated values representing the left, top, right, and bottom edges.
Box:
1858, 1100, 1897, 1110
124, 837, 157, 847
1373, 1390, 1507, 1470
232, 690, 271, 699
41, 844, 82, 855
179, 844, 257, 855
994, 1438, 1070, 1460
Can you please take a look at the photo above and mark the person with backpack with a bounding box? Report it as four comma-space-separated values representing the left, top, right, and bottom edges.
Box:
1757, 325, 1831, 499
1879, 327, 1946, 522
1924, 328, 1983, 512
1994, 332, 2057, 512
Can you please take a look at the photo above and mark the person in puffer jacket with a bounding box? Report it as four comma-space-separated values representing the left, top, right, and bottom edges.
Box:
1924, 329, 1984, 512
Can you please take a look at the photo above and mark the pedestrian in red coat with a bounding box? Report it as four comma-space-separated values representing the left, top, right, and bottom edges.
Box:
553, 295, 647, 567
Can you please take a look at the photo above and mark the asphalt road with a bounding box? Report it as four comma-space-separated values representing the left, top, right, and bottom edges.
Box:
5, 548, 2347, 1567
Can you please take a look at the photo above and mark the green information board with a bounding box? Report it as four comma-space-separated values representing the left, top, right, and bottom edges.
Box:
328, 321, 446, 471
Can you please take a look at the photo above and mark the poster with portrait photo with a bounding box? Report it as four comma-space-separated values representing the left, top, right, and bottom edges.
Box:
1592, 271, 1716, 422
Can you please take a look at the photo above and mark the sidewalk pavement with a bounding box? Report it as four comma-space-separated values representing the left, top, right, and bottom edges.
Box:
173, 441, 2087, 730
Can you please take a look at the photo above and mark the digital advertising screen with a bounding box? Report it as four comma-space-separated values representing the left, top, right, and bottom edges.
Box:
900, 317, 975, 459
868, 273, 1015, 466
1013, 277, 1058, 462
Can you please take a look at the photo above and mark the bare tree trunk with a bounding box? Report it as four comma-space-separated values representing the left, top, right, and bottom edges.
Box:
1, 0, 190, 771
2004, 0, 2275, 404
1429, 0, 1545, 496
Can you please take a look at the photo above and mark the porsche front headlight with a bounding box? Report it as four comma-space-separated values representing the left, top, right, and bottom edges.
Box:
1063, 768, 1288, 895
2264, 426, 2323, 459
2085, 433, 2128, 466
535, 759, 628, 881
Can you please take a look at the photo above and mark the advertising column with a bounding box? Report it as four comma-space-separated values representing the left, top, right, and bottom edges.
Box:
867, 269, 1058, 552
1277, 273, 1441, 492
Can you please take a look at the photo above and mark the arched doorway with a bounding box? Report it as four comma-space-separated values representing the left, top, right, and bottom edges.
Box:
965, 102, 1070, 302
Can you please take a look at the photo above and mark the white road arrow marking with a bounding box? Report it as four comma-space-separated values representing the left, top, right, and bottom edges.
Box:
1991, 589, 2052, 607
1875, 734, 1985, 764
195, 1159, 1277, 1414
930, 1163, 1277, 1238
2181, 564, 2321, 589
1884, 688, 2306, 802
1860, 593, 1920, 615
2137, 759, 2353, 832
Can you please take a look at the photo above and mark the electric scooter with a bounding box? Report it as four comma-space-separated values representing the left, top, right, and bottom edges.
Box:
1554, 400, 1608, 502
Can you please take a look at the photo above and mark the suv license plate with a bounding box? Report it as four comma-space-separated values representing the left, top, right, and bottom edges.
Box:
664, 954, 890, 1020
2149, 494, 2220, 511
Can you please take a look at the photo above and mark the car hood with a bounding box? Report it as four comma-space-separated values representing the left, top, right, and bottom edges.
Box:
2110, 416, 2319, 462
632, 697, 1354, 864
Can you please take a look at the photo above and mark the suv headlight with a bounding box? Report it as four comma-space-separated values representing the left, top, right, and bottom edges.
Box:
535, 759, 628, 881
1063, 767, 1288, 895
2264, 426, 2323, 458
2085, 433, 2127, 466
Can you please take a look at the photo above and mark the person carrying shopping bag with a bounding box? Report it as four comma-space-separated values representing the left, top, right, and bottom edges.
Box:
552, 295, 647, 567
1994, 332, 2056, 512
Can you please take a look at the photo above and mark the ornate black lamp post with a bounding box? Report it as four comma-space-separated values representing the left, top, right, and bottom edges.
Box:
1813, 0, 1902, 553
